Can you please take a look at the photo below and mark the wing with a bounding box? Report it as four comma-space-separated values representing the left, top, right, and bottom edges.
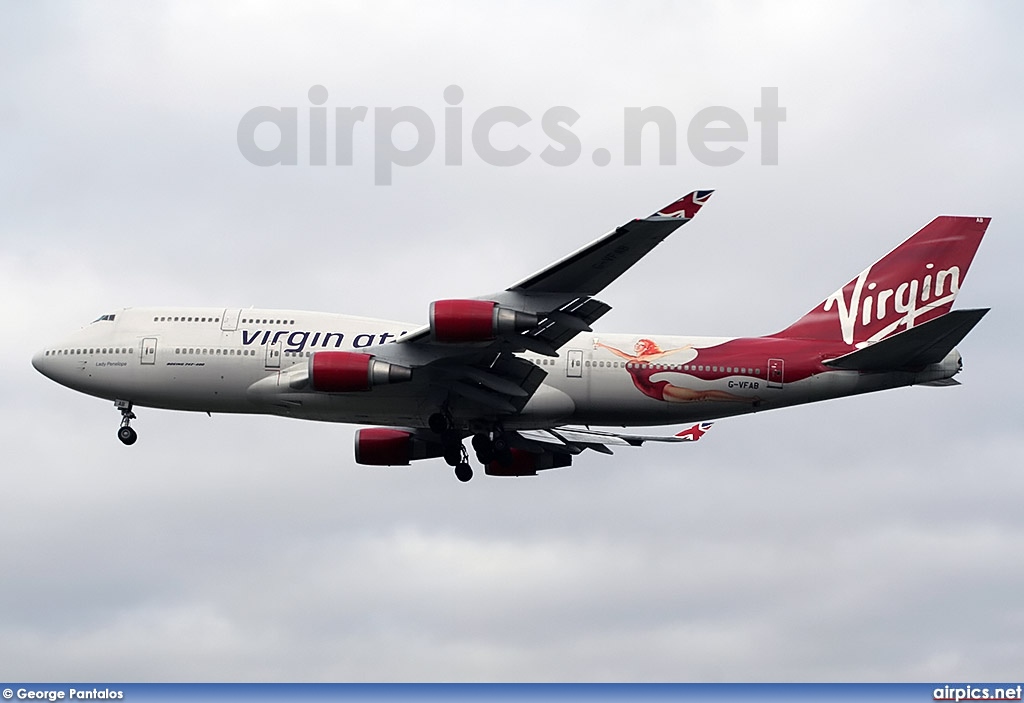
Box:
507, 189, 715, 295
397, 189, 714, 351
483, 423, 715, 476
372, 191, 714, 421
518, 422, 715, 453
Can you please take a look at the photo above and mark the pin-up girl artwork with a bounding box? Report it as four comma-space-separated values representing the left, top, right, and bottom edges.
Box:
594, 338, 752, 403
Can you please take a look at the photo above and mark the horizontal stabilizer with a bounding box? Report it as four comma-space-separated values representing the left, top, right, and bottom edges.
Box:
824, 308, 989, 371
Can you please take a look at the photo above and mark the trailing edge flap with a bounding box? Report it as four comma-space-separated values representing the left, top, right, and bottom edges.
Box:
824, 308, 989, 371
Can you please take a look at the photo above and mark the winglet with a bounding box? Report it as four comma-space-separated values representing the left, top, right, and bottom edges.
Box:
650, 190, 714, 219
675, 421, 714, 441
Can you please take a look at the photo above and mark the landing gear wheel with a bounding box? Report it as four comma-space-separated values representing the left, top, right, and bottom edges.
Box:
117, 426, 138, 445
472, 434, 495, 464
443, 445, 462, 467
454, 462, 473, 482
115, 399, 138, 446
491, 434, 510, 454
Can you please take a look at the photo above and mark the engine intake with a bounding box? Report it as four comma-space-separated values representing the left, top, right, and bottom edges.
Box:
429, 299, 539, 343
355, 428, 443, 465
309, 351, 412, 392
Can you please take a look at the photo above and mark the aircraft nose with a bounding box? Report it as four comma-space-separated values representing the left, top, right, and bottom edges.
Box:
32, 348, 52, 379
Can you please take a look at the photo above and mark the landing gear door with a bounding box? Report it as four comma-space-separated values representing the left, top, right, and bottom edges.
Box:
141, 338, 157, 365
566, 349, 583, 378
265, 341, 282, 369
767, 358, 784, 388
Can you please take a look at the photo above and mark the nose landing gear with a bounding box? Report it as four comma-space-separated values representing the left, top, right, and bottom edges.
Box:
115, 399, 138, 445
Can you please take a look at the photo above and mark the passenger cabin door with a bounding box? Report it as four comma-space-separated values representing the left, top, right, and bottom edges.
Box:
566, 349, 583, 378
265, 341, 282, 369
767, 358, 784, 388
141, 338, 157, 365
221, 309, 241, 332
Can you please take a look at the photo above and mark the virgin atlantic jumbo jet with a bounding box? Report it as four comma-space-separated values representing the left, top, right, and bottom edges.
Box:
32, 191, 990, 481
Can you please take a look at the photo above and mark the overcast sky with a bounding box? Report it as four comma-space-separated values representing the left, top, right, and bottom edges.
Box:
2, 1, 1022, 682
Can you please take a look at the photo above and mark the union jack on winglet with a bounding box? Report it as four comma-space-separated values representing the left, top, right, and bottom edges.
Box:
675, 422, 714, 441
653, 190, 714, 219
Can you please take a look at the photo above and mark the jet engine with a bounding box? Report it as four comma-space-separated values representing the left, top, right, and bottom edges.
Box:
429, 299, 538, 343
485, 448, 572, 477
309, 351, 412, 392
354, 428, 443, 465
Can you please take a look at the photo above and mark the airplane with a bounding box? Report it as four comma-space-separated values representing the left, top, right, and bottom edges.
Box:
32, 191, 990, 482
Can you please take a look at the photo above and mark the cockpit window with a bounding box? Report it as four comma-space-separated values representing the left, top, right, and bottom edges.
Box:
91, 314, 116, 323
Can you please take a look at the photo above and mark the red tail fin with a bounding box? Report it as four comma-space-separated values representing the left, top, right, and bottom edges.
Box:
775, 216, 989, 346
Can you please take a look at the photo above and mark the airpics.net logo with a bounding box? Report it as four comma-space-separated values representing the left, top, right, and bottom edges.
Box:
236, 85, 787, 185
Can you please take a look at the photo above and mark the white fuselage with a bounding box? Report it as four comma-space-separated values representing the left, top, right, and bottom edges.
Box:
32, 307, 961, 432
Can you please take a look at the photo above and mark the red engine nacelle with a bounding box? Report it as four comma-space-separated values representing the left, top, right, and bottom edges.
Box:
429, 299, 538, 343
309, 351, 412, 392
485, 448, 573, 477
354, 428, 443, 466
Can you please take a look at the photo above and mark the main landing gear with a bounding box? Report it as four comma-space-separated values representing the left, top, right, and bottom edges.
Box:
445, 441, 473, 484
115, 399, 138, 445
429, 411, 515, 482
430, 411, 474, 483
471, 432, 511, 466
